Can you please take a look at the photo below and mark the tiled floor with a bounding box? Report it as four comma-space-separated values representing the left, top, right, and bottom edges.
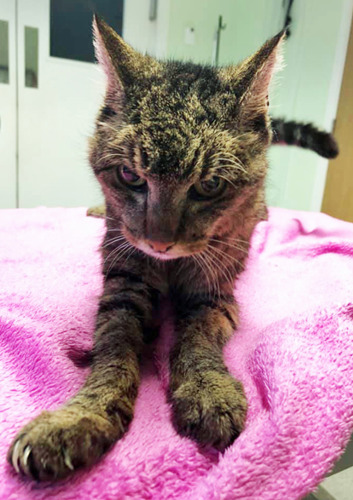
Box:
320, 467, 353, 500
303, 437, 353, 499
304, 467, 353, 500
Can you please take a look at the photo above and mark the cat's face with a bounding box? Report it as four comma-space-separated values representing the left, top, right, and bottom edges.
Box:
90, 17, 283, 261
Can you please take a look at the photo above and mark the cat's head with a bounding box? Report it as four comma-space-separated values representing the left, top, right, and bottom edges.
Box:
90, 16, 284, 261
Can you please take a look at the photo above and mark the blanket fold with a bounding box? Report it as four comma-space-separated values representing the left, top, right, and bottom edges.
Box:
1, 207, 353, 500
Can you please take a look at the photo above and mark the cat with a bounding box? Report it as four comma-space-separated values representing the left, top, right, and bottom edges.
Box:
7, 16, 334, 481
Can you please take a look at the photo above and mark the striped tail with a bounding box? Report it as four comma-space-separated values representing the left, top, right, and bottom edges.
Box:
271, 118, 339, 159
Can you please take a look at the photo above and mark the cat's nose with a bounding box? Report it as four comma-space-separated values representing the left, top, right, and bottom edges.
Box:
147, 241, 174, 253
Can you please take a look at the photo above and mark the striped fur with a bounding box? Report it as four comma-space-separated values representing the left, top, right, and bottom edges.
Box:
8, 20, 289, 481
271, 118, 339, 158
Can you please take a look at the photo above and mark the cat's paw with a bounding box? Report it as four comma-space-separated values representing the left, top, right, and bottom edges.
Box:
170, 371, 247, 451
7, 408, 119, 481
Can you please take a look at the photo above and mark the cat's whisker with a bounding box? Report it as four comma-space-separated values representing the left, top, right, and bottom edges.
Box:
208, 151, 239, 162
208, 245, 245, 271
99, 152, 125, 163
211, 162, 244, 172
210, 235, 248, 245
204, 247, 235, 287
102, 233, 126, 244
209, 238, 248, 253
194, 251, 212, 297
217, 175, 239, 191
212, 233, 248, 242
103, 241, 131, 269
210, 243, 247, 254
192, 254, 212, 299
222, 235, 248, 243
97, 121, 122, 136
200, 249, 221, 299
196, 252, 215, 299
102, 235, 127, 248
119, 245, 137, 270
105, 227, 123, 233
214, 166, 247, 179
221, 151, 247, 168
207, 251, 227, 298
104, 215, 119, 222
206, 254, 236, 292
208, 151, 247, 173
212, 157, 246, 171
106, 243, 134, 275
103, 245, 130, 272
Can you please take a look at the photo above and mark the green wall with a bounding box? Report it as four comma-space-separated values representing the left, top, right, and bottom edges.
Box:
165, 0, 345, 211
167, 0, 274, 64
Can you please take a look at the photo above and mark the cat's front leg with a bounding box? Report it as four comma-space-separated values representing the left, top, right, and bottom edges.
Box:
169, 293, 247, 450
7, 270, 157, 481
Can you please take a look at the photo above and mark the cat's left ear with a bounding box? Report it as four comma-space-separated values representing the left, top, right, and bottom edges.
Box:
219, 31, 285, 127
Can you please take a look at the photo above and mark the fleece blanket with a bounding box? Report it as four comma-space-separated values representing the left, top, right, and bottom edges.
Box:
1, 207, 353, 500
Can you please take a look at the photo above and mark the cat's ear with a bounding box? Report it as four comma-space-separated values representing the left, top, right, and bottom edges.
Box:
220, 31, 285, 127
93, 15, 159, 101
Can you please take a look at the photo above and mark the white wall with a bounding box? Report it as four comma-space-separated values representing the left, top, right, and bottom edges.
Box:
164, 0, 352, 212
122, 0, 171, 58
266, 0, 353, 211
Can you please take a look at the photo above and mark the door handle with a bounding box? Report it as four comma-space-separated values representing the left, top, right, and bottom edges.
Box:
0, 19, 10, 84
24, 26, 38, 88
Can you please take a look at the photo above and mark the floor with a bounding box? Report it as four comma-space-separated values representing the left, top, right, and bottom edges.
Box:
304, 466, 353, 500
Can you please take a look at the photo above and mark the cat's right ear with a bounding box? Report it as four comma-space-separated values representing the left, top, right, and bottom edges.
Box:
93, 15, 160, 105
93, 14, 124, 101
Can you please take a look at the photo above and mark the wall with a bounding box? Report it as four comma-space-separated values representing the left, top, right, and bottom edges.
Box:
164, 0, 352, 211
166, 0, 276, 64
122, 0, 170, 58
266, 0, 352, 211
123, 0, 158, 54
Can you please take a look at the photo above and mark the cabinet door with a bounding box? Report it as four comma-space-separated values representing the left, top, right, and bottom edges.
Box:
17, 0, 112, 207
0, 0, 16, 208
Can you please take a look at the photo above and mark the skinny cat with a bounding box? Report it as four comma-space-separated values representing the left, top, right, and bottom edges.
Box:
7, 17, 331, 482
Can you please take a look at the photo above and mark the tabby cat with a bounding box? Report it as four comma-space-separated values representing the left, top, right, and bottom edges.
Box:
7, 17, 335, 481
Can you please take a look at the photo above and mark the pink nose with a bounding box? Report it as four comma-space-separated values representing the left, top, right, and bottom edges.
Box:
147, 241, 174, 253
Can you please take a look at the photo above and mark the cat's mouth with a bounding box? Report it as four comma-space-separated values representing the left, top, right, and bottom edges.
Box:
136, 241, 184, 260
123, 227, 205, 261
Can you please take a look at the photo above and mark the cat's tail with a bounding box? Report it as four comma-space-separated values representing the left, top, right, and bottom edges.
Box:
271, 118, 339, 159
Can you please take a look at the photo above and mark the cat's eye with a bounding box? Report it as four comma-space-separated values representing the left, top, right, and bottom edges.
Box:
192, 176, 226, 199
117, 165, 147, 190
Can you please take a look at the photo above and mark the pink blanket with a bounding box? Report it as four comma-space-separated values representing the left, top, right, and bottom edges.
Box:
1, 207, 353, 500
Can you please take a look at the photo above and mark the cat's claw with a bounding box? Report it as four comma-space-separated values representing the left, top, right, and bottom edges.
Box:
63, 449, 74, 471
11, 440, 21, 474
22, 445, 32, 475
7, 409, 119, 481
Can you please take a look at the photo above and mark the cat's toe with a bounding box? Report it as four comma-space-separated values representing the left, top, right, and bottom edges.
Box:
8, 409, 118, 481
170, 371, 247, 451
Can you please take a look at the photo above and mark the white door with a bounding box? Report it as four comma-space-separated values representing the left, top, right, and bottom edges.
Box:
17, 0, 109, 208
0, 0, 16, 208
1, 0, 157, 208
